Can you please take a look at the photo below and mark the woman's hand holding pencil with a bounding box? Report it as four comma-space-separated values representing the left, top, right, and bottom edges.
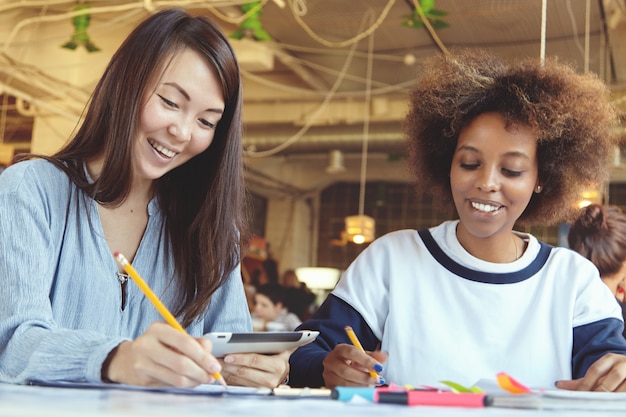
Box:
104, 252, 226, 388
102, 322, 225, 387
320, 325, 388, 388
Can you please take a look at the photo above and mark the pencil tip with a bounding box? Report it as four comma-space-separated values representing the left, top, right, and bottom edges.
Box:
216, 374, 228, 388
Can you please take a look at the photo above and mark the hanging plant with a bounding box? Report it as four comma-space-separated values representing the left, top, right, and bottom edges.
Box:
61, 3, 100, 52
402, 0, 449, 30
230, 1, 273, 41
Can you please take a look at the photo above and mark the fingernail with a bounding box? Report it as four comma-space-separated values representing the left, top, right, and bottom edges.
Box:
224, 356, 235, 363
377, 376, 386, 385
619, 288, 624, 294
373, 363, 383, 372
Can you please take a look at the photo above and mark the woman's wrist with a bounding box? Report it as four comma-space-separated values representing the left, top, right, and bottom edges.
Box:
101, 344, 122, 383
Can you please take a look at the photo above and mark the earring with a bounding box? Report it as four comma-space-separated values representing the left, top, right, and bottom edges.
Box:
535, 185, 542, 193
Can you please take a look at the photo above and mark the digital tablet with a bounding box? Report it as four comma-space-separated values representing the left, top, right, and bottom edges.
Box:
204, 331, 319, 357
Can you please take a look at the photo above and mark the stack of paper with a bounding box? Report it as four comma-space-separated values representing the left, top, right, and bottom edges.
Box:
487, 389, 626, 411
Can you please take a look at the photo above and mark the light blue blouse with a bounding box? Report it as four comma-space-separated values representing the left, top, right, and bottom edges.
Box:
0, 160, 252, 384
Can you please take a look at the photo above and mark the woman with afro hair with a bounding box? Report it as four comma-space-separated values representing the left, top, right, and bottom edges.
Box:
289, 49, 626, 391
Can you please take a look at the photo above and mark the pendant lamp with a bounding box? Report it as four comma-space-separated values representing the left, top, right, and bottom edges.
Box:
344, 21, 375, 245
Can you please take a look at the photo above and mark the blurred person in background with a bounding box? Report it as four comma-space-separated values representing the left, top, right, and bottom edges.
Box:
568, 203, 626, 337
253, 283, 302, 331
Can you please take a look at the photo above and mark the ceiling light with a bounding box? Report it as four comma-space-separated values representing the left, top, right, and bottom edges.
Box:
345, 214, 375, 244
326, 149, 346, 174
576, 188, 601, 208
295, 267, 341, 290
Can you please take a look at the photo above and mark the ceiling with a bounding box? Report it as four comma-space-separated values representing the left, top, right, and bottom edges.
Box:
1, 0, 626, 192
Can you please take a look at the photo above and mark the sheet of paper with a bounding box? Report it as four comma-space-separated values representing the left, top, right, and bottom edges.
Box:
29, 379, 271, 396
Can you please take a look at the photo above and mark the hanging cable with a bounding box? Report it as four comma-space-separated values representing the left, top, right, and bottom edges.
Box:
242, 68, 415, 98
3, 0, 270, 53
0, 94, 7, 145
290, 0, 307, 16
358, 10, 375, 217
565, 0, 585, 56
410, 0, 449, 55
244, 9, 371, 158
584, 0, 590, 73
287, 0, 395, 49
207, 0, 270, 25
540, 0, 547, 63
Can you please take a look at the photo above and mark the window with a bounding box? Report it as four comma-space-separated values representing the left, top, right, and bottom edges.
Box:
317, 181, 456, 269
317, 181, 562, 269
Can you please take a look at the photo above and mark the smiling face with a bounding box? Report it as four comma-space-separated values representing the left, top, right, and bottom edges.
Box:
133, 47, 225, 183
450, 112, 539, 246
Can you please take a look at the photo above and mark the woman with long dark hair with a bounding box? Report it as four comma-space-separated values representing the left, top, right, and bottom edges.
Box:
0, 9, 289, 388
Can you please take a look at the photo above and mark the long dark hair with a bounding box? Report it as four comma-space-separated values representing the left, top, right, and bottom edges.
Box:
17, 8, 248, 327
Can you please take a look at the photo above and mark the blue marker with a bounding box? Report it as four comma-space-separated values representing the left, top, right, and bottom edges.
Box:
331, 386, 377, 402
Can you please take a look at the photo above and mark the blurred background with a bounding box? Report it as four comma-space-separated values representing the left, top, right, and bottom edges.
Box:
1, 0, 626, 299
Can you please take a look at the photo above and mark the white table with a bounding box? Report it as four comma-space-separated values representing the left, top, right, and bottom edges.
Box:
0, 383, 620, 417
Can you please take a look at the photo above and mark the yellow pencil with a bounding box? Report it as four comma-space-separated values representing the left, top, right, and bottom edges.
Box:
114, 251, 227, 387
344, 325, 382, 384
